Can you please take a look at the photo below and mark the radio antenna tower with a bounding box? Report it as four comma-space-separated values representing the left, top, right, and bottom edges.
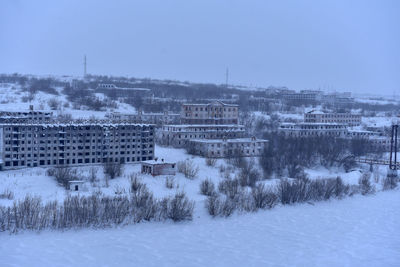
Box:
225, 67, 229, 88
83, 55, 87, 79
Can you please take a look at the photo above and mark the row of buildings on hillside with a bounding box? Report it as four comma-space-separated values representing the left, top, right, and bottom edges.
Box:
279, 110, 390, 151
160, 101, 268, 158
280, 90, 354, 106
304, 110, 362, 126
106, 110, 180, 125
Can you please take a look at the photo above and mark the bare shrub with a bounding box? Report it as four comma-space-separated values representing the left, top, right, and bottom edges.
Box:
48, 98, 60, 110
200, 178, 216, 196
278, 177, 351, 205
205, 157, 217, 167
89, 167, 98, 183
166, 192, 195, 222
373, 169, 380, 183
165, 176, 175, 189
114, 186, 126, 195
103, 160, 123, 180
0, 189, 197, 233
251, 184, 278, 210
359, 173, 375, 195
205, 195, 221, 217
47, 167, 77, 189
237, 166, 260, 187
219, 197, 236, 217
0, 189, 14, 200
219, 164, 226, 174
218, 178, 240, 199
131, 185, 157, 222
177, 159, 199, 179
383, 174, 398, 190
129, 173, 144, 193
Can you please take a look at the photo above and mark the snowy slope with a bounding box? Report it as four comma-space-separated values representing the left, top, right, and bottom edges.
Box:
0, 83, 135, 119
0, 190, 398, 267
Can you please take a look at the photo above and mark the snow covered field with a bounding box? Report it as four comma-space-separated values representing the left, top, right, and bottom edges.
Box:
0, 145, 398, 266
0, 190, 399, 267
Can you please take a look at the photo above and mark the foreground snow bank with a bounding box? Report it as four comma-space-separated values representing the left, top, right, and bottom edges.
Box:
0, 191, 399, 267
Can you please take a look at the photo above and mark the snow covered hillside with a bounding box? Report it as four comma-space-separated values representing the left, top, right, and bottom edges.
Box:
0, 190, 399, 267
0, 82, 134, 119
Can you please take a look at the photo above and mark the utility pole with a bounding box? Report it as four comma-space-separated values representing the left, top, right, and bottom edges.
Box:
388, 124, 399, 179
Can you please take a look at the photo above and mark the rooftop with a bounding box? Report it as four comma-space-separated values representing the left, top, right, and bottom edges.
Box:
165, 124, 244, 128
141, 159, 175, 165
190, 138, 268, 143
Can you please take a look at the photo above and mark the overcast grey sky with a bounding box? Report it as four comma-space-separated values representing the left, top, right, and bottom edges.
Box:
1, 0, 399, 94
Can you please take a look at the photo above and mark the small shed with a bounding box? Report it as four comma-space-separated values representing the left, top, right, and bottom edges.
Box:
68, 180, 87, 191
141, 158, 176, 176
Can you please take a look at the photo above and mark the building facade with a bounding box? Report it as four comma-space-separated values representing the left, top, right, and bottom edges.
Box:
107, 111, 180, 126
278, 122, 389, 151
279, 123, 348, 137
160, 124, 246, 147
0, 107, 53, 123
304, 111, 361, 126
141, 159, 176, 176
189, 137, 268, 158
96, 84, 151, 98
0, 123, 154, 170
181, 101, 239, 125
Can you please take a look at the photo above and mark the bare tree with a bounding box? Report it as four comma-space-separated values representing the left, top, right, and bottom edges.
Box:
177, 159, 199, 179
103, 159, 123, 180
47, 166, 77, 189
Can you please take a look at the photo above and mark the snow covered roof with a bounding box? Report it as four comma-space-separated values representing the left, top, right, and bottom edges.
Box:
190, 138, 268, 144
306, 110, 325, 115
182, 101, 238, 107
141, 159, 175, 165
165, 124, 244, 128
0, 122, 154, 127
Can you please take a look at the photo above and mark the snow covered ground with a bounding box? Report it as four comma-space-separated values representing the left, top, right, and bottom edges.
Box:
0, 145, 398, 266
0, 190, 399, 267
0, 83, 135, 119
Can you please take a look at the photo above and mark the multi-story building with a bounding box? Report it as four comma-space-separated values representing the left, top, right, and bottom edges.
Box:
160, 124, 245, 147
181, 101, 239, 125
0, 106, 53, 123
96, 84, 151, 98
282, 90, 354, 105
282, 90, 323, 102
279, 123, 348, 137
189, 137, 268, 158
0, 122, 154, 170
304, 110, 362, 126
279, 122, 389, 151
106, 111, 180, 125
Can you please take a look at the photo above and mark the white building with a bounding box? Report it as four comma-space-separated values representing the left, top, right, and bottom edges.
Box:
279, 122, 390, 151
141, 159, 176, 176
279, 123, 348, 137
107, 111, 180, 125
160, 124, 246, 147
189, 137, 268, 158
0, 105, 53, 123
304, 110, 361, 126
181, 101, 239, 125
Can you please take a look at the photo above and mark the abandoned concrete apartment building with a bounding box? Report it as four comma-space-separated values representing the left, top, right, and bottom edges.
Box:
0, 122, 155, 170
